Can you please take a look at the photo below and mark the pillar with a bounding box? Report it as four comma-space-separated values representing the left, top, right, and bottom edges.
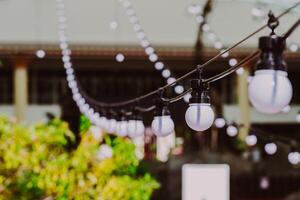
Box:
13, 58, 29, 122
237, 67, 251, 140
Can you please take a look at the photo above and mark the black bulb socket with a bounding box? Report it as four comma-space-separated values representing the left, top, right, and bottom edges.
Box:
256, 36, 287, 71
189, 79, 211, 104
153, 98, 171, 117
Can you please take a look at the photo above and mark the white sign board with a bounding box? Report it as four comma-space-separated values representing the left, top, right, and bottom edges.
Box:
182, 164, 230, 200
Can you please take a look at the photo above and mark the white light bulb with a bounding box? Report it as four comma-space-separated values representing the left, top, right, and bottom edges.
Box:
109, 21, 118, 30
187, 4, 202, 15
145, 47, 154, 55
229, 58, 238, 66
264, 143, 277, 155
245, 135, 257, 146
214, 118, 226, 128
162, 69, 171, 78
155, 62, 164, 70
149, 53, 158, 62
127, 120, 145, 138
36, 49, 46, 58
202, 24, 210, 32
174, 85, 184, 94
167, 77, 176, 85
185, 103, 215, 131
151, 116, 174, 137
99, 117, 108, 130
116, 120, 128, 137
221, 49, 229, 58
184, 93, 191, 103
260, 176, 270, 190
248, 70, 293, 114
236, 68, 244, 75
288, 151, 300, 165
226, 125, 238, 137
106, 119, 117, 134
289, 43, 298, 52
116, 53, 125, 62
214, 41, 223, 49
196, 15, 204, 23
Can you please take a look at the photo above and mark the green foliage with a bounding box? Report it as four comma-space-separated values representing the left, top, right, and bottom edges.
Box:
0, 116, 159, 200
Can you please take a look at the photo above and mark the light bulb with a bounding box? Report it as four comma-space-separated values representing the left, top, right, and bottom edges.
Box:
116, 53, 125, 62
214, 117, 226, 128
226, 125, 238, 137
185, 103, 215, 131
151, 116, 174, 137
127, 120, 145, 138
264, 142, 277, 155
245, 135, 257, 146
259, 176, 270, 190
99, 117, 108, 130
116, 120, 128, 137
248, 70, 292, 114
288, 151, 300, 165
155, 62, 164, 70
174, 85, 184, 94
36, 49, 46, 58
106, 118, 117, 134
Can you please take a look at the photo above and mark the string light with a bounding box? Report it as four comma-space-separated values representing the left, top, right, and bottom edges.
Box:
56, 0, 300, 140
118, 0, 185, 93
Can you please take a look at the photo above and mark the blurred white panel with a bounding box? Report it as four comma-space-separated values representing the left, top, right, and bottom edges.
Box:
224, 105, 300, 124
182, 164, 230, 200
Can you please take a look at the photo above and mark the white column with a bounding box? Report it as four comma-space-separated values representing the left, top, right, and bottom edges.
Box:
13, 59, 28, 122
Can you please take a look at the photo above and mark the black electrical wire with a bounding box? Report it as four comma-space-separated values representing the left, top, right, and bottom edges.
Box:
78, 1, 300, 110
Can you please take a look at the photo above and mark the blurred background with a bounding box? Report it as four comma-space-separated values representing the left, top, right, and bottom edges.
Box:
1, 0, 300, 199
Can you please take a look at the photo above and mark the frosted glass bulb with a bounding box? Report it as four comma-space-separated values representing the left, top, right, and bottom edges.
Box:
245, 135, 257, 146
127, 120, 145, 138
249, 70, 293, 114
116, 121, 128, 137
226, 125, 238, 137
185, 103, 215, 131
151, 116, 174, 137
264, 143, 277, 155
106, 119, 117, 134
99, 117, 108, 130
288, 151, 300, 165
214, 118, 226, 128
36, 49, 46, 58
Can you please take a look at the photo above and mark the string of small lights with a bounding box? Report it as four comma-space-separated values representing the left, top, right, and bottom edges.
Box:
117, 0, 185, 94
55, 0, 300, 142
